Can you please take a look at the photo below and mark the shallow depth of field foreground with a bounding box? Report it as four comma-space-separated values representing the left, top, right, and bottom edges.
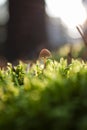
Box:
0, 57, 87, 130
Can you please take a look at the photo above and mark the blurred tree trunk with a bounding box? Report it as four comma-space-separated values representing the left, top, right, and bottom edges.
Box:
5, 0, 48, 62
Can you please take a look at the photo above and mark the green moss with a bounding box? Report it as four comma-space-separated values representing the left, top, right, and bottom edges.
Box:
0, 58, 87, 130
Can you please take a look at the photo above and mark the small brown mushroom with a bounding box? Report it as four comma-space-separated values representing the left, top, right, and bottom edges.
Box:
39, 48, 52, 68
39, 48, 52, 59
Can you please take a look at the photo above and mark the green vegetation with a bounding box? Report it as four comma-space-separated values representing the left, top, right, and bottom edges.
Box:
0, 58, 87, 130
53, 42, 86, 60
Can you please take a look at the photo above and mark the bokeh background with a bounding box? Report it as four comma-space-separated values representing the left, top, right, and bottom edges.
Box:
0, 0, 87, 63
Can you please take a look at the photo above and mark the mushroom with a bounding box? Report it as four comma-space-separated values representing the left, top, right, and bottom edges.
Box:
39, 48, 52, 68
39, 48, 52, 59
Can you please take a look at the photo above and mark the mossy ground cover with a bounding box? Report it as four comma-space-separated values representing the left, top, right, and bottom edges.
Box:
0, 57, 87, 130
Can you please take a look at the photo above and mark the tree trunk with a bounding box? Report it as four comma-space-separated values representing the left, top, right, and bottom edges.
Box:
5, 0, 48, 62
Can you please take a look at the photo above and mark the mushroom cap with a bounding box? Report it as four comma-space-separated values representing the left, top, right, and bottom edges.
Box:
39, 48, 52, 59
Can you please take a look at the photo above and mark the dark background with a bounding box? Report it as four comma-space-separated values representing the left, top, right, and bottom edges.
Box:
0, 0, 87, 63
